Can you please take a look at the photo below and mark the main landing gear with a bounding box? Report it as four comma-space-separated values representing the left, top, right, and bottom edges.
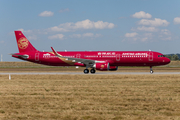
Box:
84, 69, 89, 74
90, 69, 96, 74
150, 66, 154, 74
84, 69, 96, 74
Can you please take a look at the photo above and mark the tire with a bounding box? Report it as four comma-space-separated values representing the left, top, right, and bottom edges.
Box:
84, 69, 89, 74
90, 69, 96, 74
150, 70, 154, 74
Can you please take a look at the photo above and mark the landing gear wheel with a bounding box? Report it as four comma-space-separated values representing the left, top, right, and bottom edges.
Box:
150, 66, 154, 74
84, 69, 89, 74
90, 69, 96, 74
150, 70, 154, 74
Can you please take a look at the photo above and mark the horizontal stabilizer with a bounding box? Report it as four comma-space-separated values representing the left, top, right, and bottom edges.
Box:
10, 53, 29, 59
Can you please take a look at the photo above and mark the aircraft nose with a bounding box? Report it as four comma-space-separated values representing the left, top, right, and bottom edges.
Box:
164, 57, 171, 64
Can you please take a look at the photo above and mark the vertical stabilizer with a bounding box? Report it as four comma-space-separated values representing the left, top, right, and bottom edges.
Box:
14, 31, 38, 53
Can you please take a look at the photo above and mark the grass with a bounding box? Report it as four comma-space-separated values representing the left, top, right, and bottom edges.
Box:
0, 74, 180, 119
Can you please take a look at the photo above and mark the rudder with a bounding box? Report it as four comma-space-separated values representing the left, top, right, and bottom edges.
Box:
14, 31, 38, 53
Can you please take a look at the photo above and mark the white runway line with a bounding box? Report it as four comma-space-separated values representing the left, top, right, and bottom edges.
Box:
0, 72, 179, 75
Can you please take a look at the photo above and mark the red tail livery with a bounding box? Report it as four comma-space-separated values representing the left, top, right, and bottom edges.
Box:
12, 31, 171, 74
15, 31, 38, 53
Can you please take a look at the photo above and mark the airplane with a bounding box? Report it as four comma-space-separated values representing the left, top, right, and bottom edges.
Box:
12, 31, 170, 74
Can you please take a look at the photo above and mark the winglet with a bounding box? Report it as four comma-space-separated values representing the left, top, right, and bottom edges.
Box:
51, 47, 62, 57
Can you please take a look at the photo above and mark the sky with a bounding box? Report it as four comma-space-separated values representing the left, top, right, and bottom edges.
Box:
1, 0, 180, 61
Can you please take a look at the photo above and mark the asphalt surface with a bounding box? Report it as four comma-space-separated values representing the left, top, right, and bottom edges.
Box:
0, 72, 180, 75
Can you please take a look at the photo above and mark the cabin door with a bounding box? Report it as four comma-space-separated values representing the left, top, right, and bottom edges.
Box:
76, 54, 81, 58
116, 54, 120, 61
35, 53, 39, 61
149, 52, 153, 61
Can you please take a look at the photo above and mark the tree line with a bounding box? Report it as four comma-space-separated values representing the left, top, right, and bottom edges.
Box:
164, 54, 179, 61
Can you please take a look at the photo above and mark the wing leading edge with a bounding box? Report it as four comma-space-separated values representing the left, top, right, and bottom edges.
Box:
51, 47, 99, 65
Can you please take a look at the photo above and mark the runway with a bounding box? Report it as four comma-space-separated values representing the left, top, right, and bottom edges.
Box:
0, 72, 180, 75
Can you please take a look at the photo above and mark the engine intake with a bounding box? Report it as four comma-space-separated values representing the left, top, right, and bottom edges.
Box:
94, 63, 118, 71
94, 63, 109, 71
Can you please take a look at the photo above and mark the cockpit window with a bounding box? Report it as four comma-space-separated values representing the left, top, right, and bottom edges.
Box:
158, 55, 165, 57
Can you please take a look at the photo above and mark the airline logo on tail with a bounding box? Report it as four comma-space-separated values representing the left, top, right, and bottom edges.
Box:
18, 37, 29, 49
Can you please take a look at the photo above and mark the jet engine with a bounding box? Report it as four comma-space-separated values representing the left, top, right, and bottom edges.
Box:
94, 63, 118, 71
94, 63, 109, 71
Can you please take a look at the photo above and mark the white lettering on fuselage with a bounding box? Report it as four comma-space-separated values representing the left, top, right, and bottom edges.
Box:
43, 53, 51, 58
98, 52, 115, 55
43, 53, 57, 59
122, 53, 147, 56
122, 53, 148, 58
97, 52, 116, 58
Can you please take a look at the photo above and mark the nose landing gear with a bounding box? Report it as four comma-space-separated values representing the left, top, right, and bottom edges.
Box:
150, 66, 154, 74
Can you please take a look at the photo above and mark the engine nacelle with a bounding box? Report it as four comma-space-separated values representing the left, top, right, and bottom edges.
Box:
109, 66, 118, 71
94, 63, 109, 71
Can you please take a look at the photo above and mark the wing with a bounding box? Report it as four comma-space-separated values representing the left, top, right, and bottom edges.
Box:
51, 47, 104, 65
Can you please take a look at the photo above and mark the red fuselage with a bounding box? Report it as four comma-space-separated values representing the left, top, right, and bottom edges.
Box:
12, 31, 171, 73
12, 51, 170, 67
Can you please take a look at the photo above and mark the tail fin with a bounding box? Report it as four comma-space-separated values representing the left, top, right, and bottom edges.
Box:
14, 31, 38, 53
